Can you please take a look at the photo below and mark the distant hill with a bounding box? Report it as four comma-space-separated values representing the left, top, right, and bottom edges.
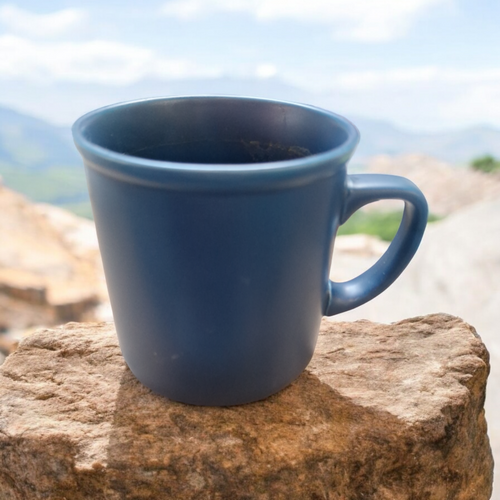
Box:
2, 89, 500, 219
0, 107, 90, 217
0, 107, 79, 169
150, 78, 500, 164
350, 117, 500, 164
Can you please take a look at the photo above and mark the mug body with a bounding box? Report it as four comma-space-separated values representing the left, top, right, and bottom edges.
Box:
73, 96, 359, 405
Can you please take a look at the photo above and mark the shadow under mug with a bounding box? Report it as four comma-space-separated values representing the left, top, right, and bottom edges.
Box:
73, 96, 428, 406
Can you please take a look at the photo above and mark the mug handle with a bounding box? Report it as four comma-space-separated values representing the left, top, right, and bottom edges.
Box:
324, 173, 428, 316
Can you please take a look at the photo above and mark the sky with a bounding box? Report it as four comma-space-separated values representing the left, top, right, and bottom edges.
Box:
0, 0, 499, 131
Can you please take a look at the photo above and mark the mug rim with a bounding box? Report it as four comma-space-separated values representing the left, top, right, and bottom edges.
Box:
72, 95, 360, 191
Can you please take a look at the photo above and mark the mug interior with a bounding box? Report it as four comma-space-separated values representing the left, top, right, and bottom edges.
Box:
79, 97, 350, 165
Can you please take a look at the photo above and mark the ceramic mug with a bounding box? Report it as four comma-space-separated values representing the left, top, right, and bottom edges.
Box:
73, 96, 428, 406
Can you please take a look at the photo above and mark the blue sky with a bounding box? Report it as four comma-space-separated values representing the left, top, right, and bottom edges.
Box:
0, 1, 499, 131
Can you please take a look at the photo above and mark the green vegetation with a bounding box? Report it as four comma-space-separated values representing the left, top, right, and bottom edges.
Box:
0, 162, 92, 219
0, 105, 91, 218
470, 155, 500, 173
338, 210, 441, 242
60, 201, 93, 219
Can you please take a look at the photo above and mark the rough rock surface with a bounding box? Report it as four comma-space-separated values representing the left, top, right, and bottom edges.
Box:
334, 197, 500, 498
0, 335, 16, 362
0, 184, 106, 330
0, 315, 493, 499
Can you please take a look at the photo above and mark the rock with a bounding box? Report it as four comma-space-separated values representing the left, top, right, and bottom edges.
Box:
0, 315, 493, 499
33, 203, 100, 262
334, 197, 500, 498
0, 185, 107, 330
0, 334, 17, 363
331, 234, 388, 283
367, 154, 500, 216
332, 233, 389, 258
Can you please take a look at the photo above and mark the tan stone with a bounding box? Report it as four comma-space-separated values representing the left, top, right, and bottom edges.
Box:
367, 154, 500, 216
334, 197, 500, 499
0, 314, 493, 499
0, 335, 17, 358
0, 185, 105, 330
331, 234, 388, 283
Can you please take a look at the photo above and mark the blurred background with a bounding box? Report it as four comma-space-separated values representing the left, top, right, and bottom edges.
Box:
0, 1, 499, 496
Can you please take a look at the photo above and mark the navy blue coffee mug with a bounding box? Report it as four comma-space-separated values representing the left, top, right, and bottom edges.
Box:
73, 96, 428, 406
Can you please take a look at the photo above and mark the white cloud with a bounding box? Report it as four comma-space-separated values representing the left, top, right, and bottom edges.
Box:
0, 5, 87, 39
255, 63, 277, 79
308, 66, 500, 130
161, 1, 204, 20
440, 84, 500, 126
329, 67, 500, 90
161, 0, 448, 41
0, 35, 221, 85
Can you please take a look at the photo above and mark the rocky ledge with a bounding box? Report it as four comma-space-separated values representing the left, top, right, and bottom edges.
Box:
0, 184, 106, 331
0, 314, 493, 499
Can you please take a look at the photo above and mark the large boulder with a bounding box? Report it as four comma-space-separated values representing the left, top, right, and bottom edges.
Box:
333, 197, 500, 498
0, 315, 492, 499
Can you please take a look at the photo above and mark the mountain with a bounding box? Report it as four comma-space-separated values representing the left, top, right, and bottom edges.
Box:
2, 82, 500, 219
0, 106, 79, 169
149, 78, 500, 164
0, 106, 89, 217
4, 76, 500, 166
350, 117, 500, 164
